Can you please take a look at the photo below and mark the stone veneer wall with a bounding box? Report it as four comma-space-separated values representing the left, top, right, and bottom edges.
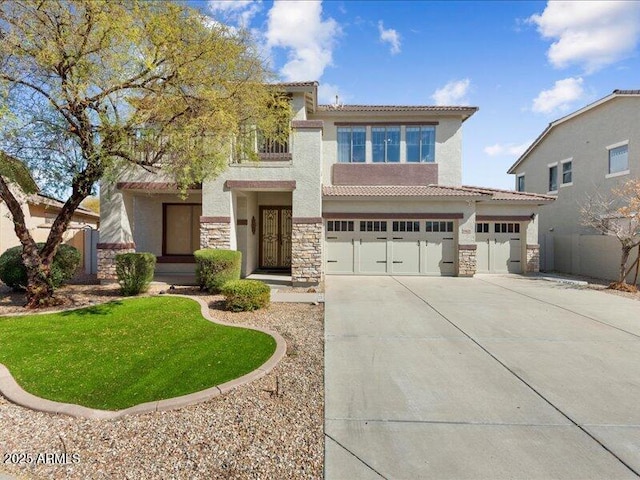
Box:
97, 243, 136, 281
526, 244, 540, 273
291, 219, 322, 286
457, 245, 477, 277
200, 217, 231, 249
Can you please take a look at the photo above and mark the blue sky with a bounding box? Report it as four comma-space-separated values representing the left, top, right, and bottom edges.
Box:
199, 0, 640, 189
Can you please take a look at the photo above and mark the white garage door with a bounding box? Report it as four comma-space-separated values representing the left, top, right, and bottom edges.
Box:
325, 220, 355, 274
325, 219, 456, 276
476, 222, 522, 274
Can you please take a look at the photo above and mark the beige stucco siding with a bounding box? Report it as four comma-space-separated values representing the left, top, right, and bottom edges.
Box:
513, 96, 640, 237
314, 115, 463, 187
510, 95, 640, 281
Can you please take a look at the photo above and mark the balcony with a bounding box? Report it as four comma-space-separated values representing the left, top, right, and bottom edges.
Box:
231, 130, 292, 165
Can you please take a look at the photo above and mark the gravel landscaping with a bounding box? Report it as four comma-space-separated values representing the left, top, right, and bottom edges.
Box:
0, 283, 324, 479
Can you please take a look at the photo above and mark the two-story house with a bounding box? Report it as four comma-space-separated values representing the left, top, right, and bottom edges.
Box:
98, 81, 553, 285
508, 90, 640, 283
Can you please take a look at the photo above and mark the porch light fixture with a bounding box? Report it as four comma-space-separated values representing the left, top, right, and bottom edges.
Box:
251, 216, 256, 235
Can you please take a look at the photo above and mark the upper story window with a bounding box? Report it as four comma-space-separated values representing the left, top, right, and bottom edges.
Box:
372, 126, 400, 162
561, 159, 572, 185
608, 143, 629, 176
406, 126, 435, 163
516, 174, 525, 192
548, 164, 558, 192
338, 126, 366, 163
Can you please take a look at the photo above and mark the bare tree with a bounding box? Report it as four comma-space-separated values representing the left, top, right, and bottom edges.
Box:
581, 179, 640, 288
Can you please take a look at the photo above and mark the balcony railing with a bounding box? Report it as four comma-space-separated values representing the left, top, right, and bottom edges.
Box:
231, 133, 292, 164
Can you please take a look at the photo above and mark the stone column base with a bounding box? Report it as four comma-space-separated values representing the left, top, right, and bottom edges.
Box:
97, 243, 136, 281
291, 219, 322, 286
526, 244, 540, 273
458, 244, 477, 277
200, 216, 231, 249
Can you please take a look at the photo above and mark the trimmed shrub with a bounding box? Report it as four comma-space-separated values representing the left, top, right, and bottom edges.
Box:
0, 243, 81, 291
221, 279, 270, 312
194, 249, 241, 293
115, 253, 156, 296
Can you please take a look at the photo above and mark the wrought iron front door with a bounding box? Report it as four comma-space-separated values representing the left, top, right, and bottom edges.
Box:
259, 206, 292, 269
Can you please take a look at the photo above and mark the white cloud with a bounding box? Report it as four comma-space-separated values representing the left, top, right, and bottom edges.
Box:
378, 21, 401, 55
529, 1, 640, 72
317, 83, 347, 105
432, 79, 471, 105
266, 1, 340, 81
532, 77, 584, 114
484, 141, 531, 157
208, 0, 262, 26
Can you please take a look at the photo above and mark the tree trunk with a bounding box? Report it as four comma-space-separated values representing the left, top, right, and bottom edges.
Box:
619, 245, 632, 284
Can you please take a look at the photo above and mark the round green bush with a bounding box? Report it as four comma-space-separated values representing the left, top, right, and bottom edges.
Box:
194, 249, 242, 293
221, 279, 270, 312
115, 252, 156, 296
0, 243, 81, 291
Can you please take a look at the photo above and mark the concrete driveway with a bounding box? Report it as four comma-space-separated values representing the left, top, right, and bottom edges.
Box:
325, 275, 640, 479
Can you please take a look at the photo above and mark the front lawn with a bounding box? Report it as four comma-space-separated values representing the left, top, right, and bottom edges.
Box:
0, 296, 276, 410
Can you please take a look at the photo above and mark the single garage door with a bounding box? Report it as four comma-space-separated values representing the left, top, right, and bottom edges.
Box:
476, 222, 522, 273
325, 219, 456, 275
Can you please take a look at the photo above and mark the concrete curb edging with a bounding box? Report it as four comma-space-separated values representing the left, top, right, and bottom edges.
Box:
0, 294, 287, 420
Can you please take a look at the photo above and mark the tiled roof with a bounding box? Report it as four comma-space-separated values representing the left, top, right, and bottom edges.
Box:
317, 105, 478, 113
275, 81, 318, 88
322, 185, 488, 198
322, 184, 555, 203
459, 185, 556, 202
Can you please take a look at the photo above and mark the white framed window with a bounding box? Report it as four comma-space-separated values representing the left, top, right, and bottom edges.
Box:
327, 220, 354, 232
392, 221, 420, 232
495, 223, 520, 234
337, 126, 366, 163
359, 220, 387, 232
372, 126, 401, 163
606, 141, 629, 177
476, 222, 489, 233
516, 173, 525, 192
548, 162, 558, 193
425, 221, 454, 232
406, 126, 435, 163
561, 159, 572, 186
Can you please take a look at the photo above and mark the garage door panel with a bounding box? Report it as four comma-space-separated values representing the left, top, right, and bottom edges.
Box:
391, 237, 420, 274
359, 238, 388, 274
326, 238, 354, 274
475, 222, 523, 274
425, 236, 455, 275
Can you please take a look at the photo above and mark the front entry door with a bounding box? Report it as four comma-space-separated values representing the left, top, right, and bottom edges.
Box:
260, 206, 292, 269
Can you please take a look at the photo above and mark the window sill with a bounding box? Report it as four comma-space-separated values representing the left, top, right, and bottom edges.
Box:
560, 182, 573, 188
547, 190, 558, 195
605, 170, 630, 179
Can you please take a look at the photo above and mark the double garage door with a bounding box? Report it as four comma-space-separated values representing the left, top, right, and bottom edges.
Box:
326, 219, 456, 275
475, 222, 523, 273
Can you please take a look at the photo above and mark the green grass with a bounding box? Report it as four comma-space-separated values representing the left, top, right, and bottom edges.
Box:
0, 296, 276, 410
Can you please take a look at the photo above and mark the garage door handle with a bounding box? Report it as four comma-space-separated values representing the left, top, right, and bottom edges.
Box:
393, 237, 403, 240
444, 237, 454, 240
376, 237, 386, 240
376, 260, 387, 263
327, 236, 337, 240
392, 261, 403, 264
511, 238, 519, 241
327, 260, 338, 263
443, 261, 454, 264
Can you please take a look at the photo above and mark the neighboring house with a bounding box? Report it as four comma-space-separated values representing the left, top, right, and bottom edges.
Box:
98, 81, 553, 285
508, 90, 640, 283
0, 193, 100, 274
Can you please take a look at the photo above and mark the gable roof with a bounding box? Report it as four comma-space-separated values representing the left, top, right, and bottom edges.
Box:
508, 89, 640, 174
